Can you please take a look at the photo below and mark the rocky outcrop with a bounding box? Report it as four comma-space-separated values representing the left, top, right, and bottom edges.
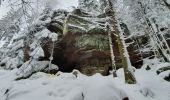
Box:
22, 0, 152, 75
35, 0, 112, 75
28, 0, 144, 75
61, 7, 112, 75
120, 22, 143, 68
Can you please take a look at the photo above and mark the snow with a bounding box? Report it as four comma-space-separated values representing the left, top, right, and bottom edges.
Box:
159, 70, 170, 78
17, 60, 58, 78
82, 74, 127, 100
0, 56, 23, 69
0, 38, 6, 48
0, 0, 10, 19
0, 69, 18, 100
1, 61, 170, 100
34, 29, 50, 39
167, 0, 170, 4
48, 0, 78, 12
48, 32, 58, 42
0, 69, 127, 100
30, 47, 44, 59
113, 67, 170, 100
156, 62, 170, 71
0, 0, 170, 100
34, 28, 58, 42
9, 40, 24, 52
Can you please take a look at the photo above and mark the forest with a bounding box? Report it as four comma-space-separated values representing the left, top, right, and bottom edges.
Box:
0, 0, 170, 100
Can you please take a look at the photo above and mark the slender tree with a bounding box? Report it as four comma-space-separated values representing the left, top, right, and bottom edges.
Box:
106, 0, 136, 84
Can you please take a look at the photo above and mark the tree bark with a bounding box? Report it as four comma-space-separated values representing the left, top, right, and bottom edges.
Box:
106, 0, 136, 84
163, 0, 170, 10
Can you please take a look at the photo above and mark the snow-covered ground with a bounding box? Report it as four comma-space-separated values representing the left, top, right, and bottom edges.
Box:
0, 60, 170, 100
0, 0, 170, 100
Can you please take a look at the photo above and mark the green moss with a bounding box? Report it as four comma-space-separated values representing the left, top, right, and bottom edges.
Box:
65, 12, 107, 34
88, 27, 106, 34
68, 26, 86, 34
75, 34, 109, 51
68, 15, 92, 26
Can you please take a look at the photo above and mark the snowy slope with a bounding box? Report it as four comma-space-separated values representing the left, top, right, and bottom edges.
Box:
0, 0, 170, 100
0, 62, 170, 100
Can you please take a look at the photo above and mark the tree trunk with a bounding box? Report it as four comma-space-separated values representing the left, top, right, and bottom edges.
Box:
163, 0, 170, 10
107, 0, 136, 84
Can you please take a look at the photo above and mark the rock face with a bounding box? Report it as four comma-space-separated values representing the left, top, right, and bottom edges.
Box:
61, 6, 112, 75
120, 22, 143, 68
34, 0, 144, 75
1, 0, 170, 78
21, 0, 145, 75
41, 0, 112, 75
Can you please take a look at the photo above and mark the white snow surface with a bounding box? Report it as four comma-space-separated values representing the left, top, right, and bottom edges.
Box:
30, 47, 44, 59
0, 0, 10, 19
0, 69, 126, 100
17, 60, 58, 78
47, 0, 78, 11
0, 0, 170, 100
167, 0, 170, 4
159, 70, 170, 78
0, 38, 6, 48
0, 60, 170, 100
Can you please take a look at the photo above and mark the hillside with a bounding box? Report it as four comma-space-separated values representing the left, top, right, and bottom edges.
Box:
0, 0, 170, 100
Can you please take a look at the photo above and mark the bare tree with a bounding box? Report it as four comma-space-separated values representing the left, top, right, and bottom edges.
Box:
106, 0, 136, 84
